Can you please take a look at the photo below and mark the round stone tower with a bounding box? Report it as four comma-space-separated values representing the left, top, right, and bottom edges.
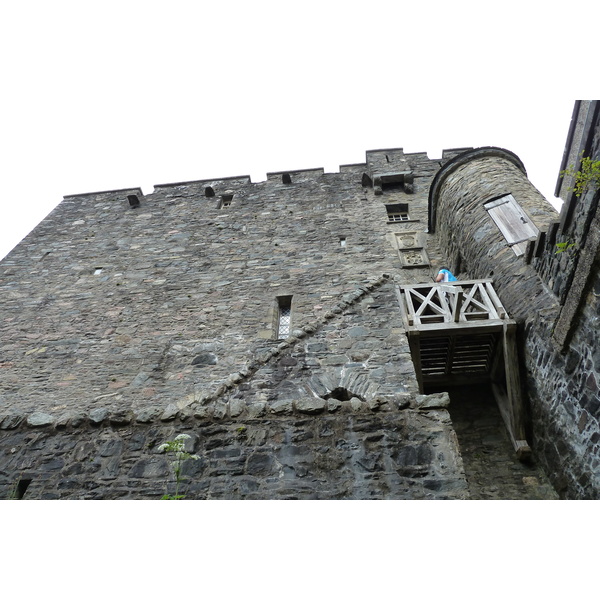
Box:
428, 147, 559, 325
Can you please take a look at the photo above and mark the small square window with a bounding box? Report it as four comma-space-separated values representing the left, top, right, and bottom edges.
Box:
386, 203, 409, 222
218, 194, 233, 209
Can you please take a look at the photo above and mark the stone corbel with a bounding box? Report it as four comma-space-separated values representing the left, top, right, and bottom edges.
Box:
370, 170, 413, 196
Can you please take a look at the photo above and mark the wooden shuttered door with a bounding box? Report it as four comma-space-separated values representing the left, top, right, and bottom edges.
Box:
484, 194, 538, 256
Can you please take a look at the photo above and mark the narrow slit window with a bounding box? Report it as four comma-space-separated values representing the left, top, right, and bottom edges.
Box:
277, 296, 292, 339
386, 203, 409, 222
484, 194, 538, 256
340, 237, 347, 248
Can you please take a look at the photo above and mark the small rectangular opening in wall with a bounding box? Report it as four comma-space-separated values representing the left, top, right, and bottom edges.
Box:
128, 194, 141, 208
386, 203, 409, 222
94, 267, 103, 275
276, 296, 293, 339
340, 237, 347, 248
218, 194, 233, 209
382, 181, 405, 192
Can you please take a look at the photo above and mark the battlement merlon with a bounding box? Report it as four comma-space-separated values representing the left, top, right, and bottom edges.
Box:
57, 147, 473, 201
154, 174, 252, 190
63, 187, 144, 200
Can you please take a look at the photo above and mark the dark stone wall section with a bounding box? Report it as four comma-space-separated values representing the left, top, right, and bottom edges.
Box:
0, 409, 468, 500
523, 267, 600, 498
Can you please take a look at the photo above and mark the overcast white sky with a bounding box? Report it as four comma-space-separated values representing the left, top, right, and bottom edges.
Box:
0, 1, 597, 261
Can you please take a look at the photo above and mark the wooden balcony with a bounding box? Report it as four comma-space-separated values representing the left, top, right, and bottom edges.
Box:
397, 279, 530, 459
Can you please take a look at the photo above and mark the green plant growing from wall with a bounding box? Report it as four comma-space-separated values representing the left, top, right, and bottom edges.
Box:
560, 153, 600, 198
157, 434, 199, 500
555, 240, 577, 254
6, 478, 19, 500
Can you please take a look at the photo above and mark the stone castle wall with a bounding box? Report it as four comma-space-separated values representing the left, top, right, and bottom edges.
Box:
0, 149, 473, 499
522, 104, 600, 498
0, 406, 467, 500
1, 137, 596, 499
524, 266, 600, 497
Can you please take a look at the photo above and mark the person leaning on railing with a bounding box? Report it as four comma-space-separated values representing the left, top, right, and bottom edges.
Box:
435, 268, 457, 282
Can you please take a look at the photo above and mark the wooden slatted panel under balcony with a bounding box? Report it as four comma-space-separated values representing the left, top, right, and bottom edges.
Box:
419, 332, 497, 384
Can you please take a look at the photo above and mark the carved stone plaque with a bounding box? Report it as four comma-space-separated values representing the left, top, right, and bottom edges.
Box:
396, 233, 418, 248
399, 247, 430, 268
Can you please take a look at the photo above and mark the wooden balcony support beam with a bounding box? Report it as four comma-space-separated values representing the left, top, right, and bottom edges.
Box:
492, 322, 531, 461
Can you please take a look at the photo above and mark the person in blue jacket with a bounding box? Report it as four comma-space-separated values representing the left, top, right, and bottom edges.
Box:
435, 267, 457, 282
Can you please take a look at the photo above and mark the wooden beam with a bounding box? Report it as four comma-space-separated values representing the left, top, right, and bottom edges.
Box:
477, 282, 499, 319
407, 330, 424, 393
503, 322, 527, 441
395, 285, 412, 328
484, 281, 507, 318
415, 321, 504, 334
399, 278, 494, 291
452, 290, 463, 322
489, 323, 530, 460
423, 373, 491, 386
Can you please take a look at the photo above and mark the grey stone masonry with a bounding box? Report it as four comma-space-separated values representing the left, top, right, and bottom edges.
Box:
0, 409, 468, 500
0, 148, 475, 499
1, 136, 595, 499
0, 158, 433, 416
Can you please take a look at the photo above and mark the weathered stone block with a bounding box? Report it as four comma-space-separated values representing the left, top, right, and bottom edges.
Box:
270, 398, 293, 414
295, 397, 326, 414
27, 412, 55, 427
160, 404, 179, 421
229, 397, 246, 417
89, 408, 109, 425
415, 392, 450, 410
129, 458, 170, 479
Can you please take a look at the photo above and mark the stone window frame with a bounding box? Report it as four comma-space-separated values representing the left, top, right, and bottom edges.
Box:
385, 203, 410, 223
276, 295, 293, 339
218, 194, 233, 209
